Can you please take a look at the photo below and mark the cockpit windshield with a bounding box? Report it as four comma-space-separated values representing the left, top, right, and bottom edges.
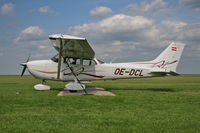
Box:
97, 59, 104, 64
51, 54, 59, 63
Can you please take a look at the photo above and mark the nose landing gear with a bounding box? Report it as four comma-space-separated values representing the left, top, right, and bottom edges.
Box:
34, 80, 51, 91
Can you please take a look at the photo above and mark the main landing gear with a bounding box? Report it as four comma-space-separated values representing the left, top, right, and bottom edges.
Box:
65, 79, 85, 91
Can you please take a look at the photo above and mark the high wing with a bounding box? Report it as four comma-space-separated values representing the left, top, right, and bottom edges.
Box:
49, 34, 95, 60
49, 34, 95, 80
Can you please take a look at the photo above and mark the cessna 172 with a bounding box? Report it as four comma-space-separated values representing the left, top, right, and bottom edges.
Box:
21, 34, 185, 93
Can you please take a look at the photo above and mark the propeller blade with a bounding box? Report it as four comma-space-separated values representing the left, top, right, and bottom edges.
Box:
21, 65, 27, 77
26, 55, 30, 62
20, 55, 30, 77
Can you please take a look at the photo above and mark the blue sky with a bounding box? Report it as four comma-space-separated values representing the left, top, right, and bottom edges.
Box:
0, 0, 200, 74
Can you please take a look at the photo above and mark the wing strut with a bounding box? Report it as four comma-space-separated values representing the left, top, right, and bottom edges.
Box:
65, 59, 88, 94
57, 38, 63, 79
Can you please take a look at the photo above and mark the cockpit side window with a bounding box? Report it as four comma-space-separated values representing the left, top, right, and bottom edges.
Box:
83, 60, 90, 65
51, 55, 104, 65
63, 58, 80, 65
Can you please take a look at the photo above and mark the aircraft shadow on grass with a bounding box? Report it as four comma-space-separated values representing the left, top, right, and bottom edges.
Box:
77, 85, 175, 92
50, 88, 64, 91
106, 88, 175, 92
47, 86, 175, 93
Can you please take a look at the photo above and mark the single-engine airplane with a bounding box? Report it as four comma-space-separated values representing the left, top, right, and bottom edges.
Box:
20, 34, 185, 93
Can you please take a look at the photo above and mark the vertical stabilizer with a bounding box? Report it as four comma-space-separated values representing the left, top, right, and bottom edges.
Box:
152, 42, 185, 72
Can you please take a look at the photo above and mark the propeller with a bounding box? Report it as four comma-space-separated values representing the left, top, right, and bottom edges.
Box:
20, 55, 30, 77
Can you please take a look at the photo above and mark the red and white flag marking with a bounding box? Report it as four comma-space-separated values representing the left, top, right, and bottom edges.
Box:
171, 46, 177, 51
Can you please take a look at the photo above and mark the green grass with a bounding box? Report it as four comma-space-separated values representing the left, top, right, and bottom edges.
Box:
0, 75, 200, 133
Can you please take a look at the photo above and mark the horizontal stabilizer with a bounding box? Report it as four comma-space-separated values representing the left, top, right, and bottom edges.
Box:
150, 71, 180, 76
168, 71, 180, 76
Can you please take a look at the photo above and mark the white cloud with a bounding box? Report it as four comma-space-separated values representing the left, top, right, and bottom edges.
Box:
38, 6, 56, 14
0, 3, 15, 15
68, 14, 156, 42
158, 21, 188, 40
67, 14, 160, 60
158, 21, 200, 42
38, 45, 48, 49
13, 26, 55, 60
67, 13, 200, 61
179, 23, 200, 41
180, 0, 200, 11
124, 0, 171, 16
90, 6, 113, 18
14, 26, 46, 43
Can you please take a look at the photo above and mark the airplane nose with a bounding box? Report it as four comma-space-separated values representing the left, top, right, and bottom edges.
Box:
20, 63, 27, 66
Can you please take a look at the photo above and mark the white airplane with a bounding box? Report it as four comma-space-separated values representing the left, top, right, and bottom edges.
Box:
21, 34, 185, 93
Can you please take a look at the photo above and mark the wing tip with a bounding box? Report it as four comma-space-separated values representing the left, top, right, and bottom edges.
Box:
49, 34, 85, 40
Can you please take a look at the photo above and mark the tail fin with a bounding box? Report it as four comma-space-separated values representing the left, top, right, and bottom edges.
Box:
152, 42, 185, 72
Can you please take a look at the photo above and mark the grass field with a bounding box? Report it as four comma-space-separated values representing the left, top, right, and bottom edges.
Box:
0, 75, 200, 133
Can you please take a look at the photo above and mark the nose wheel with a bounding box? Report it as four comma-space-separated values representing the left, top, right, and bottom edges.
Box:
34, 79, 51, 91
34, 84, 51, 91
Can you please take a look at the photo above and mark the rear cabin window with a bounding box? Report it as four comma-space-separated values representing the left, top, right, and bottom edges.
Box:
82, 60, 96, 65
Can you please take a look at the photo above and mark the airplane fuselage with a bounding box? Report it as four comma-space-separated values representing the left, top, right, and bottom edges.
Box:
26, 59, 153, 81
